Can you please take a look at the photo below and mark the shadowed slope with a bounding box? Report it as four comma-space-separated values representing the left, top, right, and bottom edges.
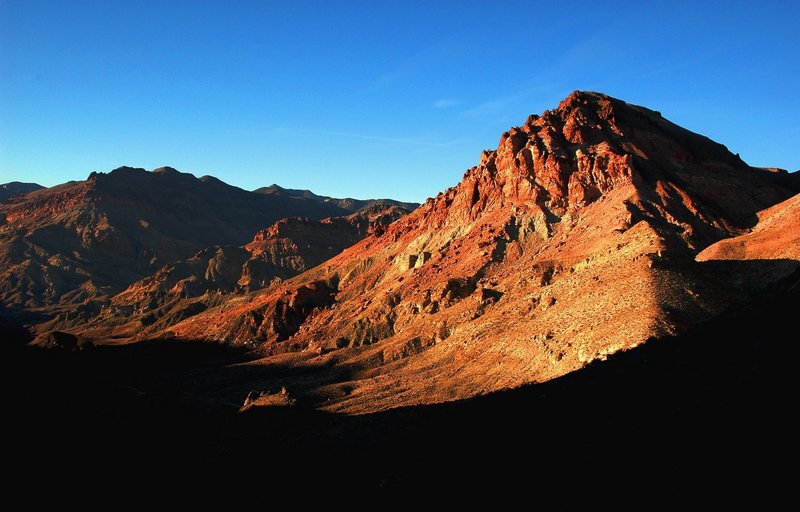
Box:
698, 192, 800, 262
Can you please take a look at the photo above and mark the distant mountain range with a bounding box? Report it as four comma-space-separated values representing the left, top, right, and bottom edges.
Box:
254, 183, 419, 212
0, 166, 416, 315
0, 182, 44, 202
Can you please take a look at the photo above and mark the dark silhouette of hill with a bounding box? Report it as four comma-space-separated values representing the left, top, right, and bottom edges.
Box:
0, 182, 43, 202
255, 183, 419, 211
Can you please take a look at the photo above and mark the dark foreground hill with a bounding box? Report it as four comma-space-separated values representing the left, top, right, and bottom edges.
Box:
2, 264, 796, 491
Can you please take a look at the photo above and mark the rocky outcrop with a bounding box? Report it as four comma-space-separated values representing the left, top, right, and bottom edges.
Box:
241, 205, 409, 291
168, 91, 796, 414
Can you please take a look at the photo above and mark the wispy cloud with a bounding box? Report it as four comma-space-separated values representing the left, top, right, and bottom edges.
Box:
461, 83, 560, 117
366, 39, 461, 92
459, 31, 618, 119
272, 127, 463, 148
433, 98, 459, 109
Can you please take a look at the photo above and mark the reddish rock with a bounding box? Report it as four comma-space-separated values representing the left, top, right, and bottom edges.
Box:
53, 204, 410, 339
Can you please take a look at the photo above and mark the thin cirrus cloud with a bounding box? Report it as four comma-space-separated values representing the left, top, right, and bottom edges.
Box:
461, 83, 561, 117
433, 98, 459, 109
265, 127, 464, 148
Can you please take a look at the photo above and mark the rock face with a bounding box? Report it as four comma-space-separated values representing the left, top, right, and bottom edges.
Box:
240, 204, 410, 291
0, 166, 415, 312
167, 91, 797, 413
0, 182, 44, 203
64, 204, 409, 339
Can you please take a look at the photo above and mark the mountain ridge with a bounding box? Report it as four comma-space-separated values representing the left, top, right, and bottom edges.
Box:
0, 166, 418, 314
254, 183, 419, 212
0, 182, 44, 202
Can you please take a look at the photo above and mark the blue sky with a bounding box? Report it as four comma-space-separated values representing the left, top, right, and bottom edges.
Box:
1, 1, 798, 202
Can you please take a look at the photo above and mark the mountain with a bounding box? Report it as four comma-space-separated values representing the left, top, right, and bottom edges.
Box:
3, 91, 798, 490
164, 91, 797, 413
59, 204, 410, 339
0, 182, 44, 202
255, 183, 419, 212
0, 166, 416, 315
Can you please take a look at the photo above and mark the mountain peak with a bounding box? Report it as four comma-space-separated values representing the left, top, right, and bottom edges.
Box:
557, 89, 609, 109
5, 92, 797, 420
152, 166, 181, 175
425, 90, 784, 247
110, 166, 147, 174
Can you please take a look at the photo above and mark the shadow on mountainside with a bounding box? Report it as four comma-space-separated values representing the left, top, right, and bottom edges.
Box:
1, 260, 798, 490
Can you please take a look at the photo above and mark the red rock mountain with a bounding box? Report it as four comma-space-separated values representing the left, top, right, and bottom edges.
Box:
0, 166, 414, 314
162, 91, 797, 413
61, 204, 410, 338
3, 92, 798, 489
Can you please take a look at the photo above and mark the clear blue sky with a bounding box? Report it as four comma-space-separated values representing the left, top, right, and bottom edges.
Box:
1, 1, 797, 202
